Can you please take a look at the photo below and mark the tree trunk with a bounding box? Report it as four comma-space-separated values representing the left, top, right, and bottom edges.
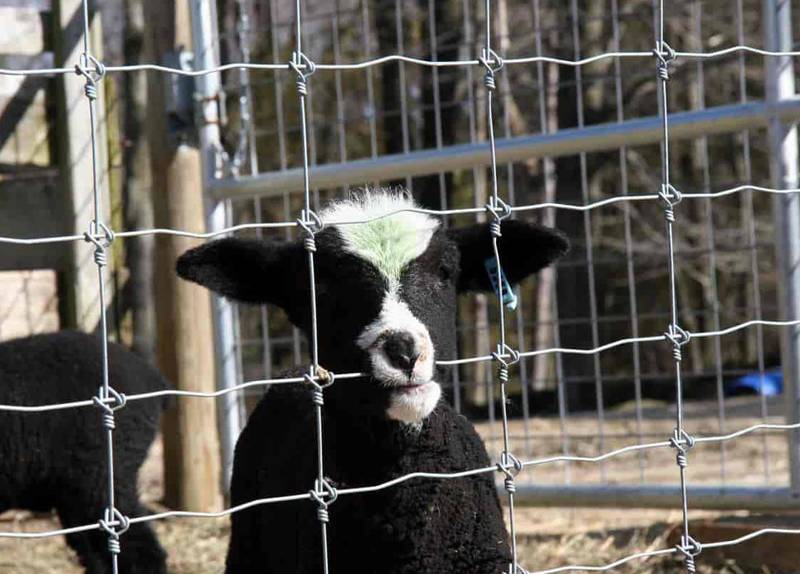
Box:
532, 61, 560, 390
375, 0, 404, 159
552, 3, 595, 411
122, 0, 155, 363
414, 0, 460, 210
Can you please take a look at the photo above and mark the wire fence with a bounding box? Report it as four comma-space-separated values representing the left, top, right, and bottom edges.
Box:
2, 0, 800, 572
212, 0, 800, 507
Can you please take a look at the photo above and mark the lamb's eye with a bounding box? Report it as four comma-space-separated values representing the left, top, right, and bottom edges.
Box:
438, 264, 453, 283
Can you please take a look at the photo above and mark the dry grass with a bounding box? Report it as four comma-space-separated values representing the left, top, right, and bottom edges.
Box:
0, 396, 793, 573
0, 508, 773, 573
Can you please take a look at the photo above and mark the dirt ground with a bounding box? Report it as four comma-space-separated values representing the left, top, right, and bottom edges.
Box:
1, 508, 768, 574
0, 396, 796, 573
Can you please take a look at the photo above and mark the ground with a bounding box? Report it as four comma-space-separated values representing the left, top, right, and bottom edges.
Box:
1, 396, 797, 573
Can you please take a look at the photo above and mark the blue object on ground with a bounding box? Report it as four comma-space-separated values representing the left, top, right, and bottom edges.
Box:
727, 368, 783, 396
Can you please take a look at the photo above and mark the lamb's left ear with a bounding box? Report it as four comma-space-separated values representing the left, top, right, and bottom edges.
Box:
448, 220, 569, 293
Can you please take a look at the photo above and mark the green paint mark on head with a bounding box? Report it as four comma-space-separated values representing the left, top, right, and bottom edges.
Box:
322, 190, 440, 290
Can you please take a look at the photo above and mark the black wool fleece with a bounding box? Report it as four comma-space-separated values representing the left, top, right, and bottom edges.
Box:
0, 331, 168, 574
225, 380, 511, 574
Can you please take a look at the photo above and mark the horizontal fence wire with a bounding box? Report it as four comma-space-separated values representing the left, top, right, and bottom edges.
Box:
1, 420, 798, 538
1, 318, 799, 411
523, 526, 800, 574
0, 184, 799, 245
1, 6, 799, 572
3, 45, 800, 76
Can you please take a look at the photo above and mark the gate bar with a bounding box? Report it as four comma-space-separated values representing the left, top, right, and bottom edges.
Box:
209, 97, 800, 200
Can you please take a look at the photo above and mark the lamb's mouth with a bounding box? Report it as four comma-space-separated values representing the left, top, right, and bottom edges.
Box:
384, 379, 441, 424
393, 381, 432, 394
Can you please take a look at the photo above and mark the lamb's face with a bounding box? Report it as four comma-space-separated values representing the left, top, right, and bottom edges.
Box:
314, 199, 460, 424
176, 191, 569, 426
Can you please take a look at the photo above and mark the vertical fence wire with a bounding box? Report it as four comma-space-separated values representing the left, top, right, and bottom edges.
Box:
691, 0, 729, 487
496, 3, 533, 460
360, 0, 378, 167
735, 0, 772, 484
425, 0, 465, 421
291, 2, 333, 572
75, 0, 124, 571
460, 0, 479, 419
464, 0, 498, 450
234, 0, 276, 388
655, 1, 699, 570
426, 0, 448, 215
531, 0, 572, 486
269, 0, 289, 172
228, 200, 248, 423
569, 0, 608, 483
395, 0, 412, 191
332, 7, 347, 170
483, 1, 521, 571
461, 0, 478, 423
610, 0, 647, 483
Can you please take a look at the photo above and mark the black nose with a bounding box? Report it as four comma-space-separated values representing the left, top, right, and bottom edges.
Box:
382, 332, 420, 375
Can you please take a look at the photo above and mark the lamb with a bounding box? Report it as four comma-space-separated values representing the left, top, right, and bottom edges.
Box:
177, 191, 569, 574
0, 331, 168, 574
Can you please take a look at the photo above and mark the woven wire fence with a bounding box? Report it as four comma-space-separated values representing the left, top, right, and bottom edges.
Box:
207, 0, 800, 509
2, 0, 800, 572
207, 0, 800, 511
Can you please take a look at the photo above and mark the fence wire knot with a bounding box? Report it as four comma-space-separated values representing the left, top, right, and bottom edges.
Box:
659, 184, 682, 223
497, 451, 523, 494
313, 365, 335, 388
492, 344, 520, 384
297, 210, 323, 252
92, 386, 127, 431
289, 51, 316, 96
664, 323, 691, 362
675, 535, 702, 573
83, 221, 115, 267
653, 40, 676, 81
75, 53, 106, 101
98, 507, 130, 555
670, 428, 695, 470
479, 48, 504, 91
309, 478, 338, 524
485, 197, 512, 237
304, 366, 335, 407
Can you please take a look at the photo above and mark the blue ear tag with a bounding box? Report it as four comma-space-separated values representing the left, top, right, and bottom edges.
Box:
484, 257, 518, 310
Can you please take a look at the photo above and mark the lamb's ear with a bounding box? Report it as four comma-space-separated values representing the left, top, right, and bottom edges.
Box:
449, 220, 569, 293
176, 237, 305, 307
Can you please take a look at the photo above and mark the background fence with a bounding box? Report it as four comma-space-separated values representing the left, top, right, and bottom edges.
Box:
2, 0, 800, 572
205, 0, 800, 509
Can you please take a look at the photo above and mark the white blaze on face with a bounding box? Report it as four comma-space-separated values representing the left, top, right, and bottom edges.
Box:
356, 295, 441, 423
323, 192, 442, 424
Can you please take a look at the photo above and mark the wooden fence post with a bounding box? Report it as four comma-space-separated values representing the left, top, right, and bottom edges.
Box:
144, 0, 222, 512
54, 0, 111, 331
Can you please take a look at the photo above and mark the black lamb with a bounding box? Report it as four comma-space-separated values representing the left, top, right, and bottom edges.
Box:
177, 191, 569, 574
0, 331, 168, 573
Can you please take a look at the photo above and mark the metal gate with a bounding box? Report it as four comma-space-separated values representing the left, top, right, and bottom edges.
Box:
194, 0, 800, 509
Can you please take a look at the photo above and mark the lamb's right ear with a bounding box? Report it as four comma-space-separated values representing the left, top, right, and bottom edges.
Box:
176, 237, 305, 307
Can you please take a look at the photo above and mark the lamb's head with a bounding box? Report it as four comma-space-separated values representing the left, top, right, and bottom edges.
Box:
177, 191, 568, 425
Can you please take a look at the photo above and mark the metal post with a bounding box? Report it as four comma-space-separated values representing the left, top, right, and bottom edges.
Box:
190, 0, 243, 495
764, 0, 800, 497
